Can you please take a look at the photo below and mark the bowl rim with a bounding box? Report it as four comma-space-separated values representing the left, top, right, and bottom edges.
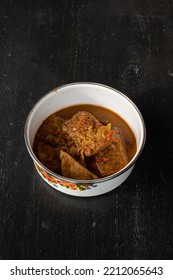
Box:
24, 82, 146, 184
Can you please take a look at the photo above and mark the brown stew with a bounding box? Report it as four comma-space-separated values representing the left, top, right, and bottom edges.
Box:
33, 104, 137, 180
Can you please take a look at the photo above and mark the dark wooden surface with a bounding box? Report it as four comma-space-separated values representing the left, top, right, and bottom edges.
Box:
0, 0, 173, 260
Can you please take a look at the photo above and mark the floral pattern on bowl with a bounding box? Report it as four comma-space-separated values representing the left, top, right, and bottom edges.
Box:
35, 163, 98, 191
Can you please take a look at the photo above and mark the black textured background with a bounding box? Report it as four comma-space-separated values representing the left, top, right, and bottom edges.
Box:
0, 0, 173, 259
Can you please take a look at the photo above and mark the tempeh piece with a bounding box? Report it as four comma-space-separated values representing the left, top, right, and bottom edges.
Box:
62, 111, 115, 156
37, 142, 61, 173
94, 129, 129, 177
60, 150, 98, 180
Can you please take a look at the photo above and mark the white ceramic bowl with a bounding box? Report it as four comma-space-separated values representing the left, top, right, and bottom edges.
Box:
24, 82, 146, 197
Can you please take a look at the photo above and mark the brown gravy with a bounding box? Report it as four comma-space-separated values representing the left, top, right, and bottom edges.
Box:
53, 104, 137, 160
33, 104, 137, 178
